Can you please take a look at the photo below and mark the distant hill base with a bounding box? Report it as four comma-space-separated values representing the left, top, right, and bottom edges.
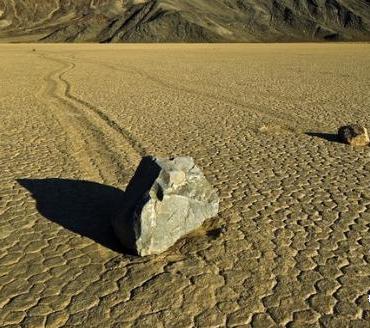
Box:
0, 0, 370, 42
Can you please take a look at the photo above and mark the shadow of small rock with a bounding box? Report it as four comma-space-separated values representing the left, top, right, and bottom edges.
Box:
206, 226, 226, 240
305, 132, 341, 143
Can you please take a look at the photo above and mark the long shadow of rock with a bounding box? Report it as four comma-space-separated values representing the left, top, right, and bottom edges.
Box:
17, 178, 126, 252
305, 132, 341, 143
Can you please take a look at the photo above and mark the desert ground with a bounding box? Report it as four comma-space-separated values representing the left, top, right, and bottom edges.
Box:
0, 43, 369, 327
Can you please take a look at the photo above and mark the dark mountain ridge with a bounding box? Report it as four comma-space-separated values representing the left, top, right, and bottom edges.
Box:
0, 0, 369, 42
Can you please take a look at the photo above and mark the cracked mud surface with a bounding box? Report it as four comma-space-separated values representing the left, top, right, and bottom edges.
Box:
0, 43, 370, 327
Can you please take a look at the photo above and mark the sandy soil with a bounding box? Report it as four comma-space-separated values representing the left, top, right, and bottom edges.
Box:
0, 44, 369, 327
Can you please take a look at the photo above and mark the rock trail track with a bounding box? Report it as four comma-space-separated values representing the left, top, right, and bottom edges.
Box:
0, 44, 370, 327
69, 55, 320, 133
37, 53, 146, 186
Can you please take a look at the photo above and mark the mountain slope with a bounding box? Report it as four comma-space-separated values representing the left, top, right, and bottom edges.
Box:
0, 0, 369, 42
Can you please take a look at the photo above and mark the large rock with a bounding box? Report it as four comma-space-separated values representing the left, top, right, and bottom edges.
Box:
338, 124, 369, 147
112, 156, 219, 256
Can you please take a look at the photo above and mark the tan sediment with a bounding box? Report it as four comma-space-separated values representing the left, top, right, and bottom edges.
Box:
0, 44, 369, 327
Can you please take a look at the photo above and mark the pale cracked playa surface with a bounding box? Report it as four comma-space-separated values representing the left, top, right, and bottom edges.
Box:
0, 43, 370, 327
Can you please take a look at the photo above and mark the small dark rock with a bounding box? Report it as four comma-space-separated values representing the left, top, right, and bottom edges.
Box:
338, 124, 369, 146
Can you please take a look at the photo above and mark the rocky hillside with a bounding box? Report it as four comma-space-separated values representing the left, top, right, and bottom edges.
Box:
0, 0, 369, 42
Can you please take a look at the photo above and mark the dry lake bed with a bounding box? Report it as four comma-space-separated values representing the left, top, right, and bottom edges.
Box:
0, 43, 370, 327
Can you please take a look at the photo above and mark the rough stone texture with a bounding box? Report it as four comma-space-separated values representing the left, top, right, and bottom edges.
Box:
338, 124, 369, 146
112, 156, 219, 256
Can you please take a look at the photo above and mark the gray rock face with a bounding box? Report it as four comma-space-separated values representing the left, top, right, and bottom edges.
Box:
1, 1, 370, 42
338, 124, 369, 147
112, 156, 219, 256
